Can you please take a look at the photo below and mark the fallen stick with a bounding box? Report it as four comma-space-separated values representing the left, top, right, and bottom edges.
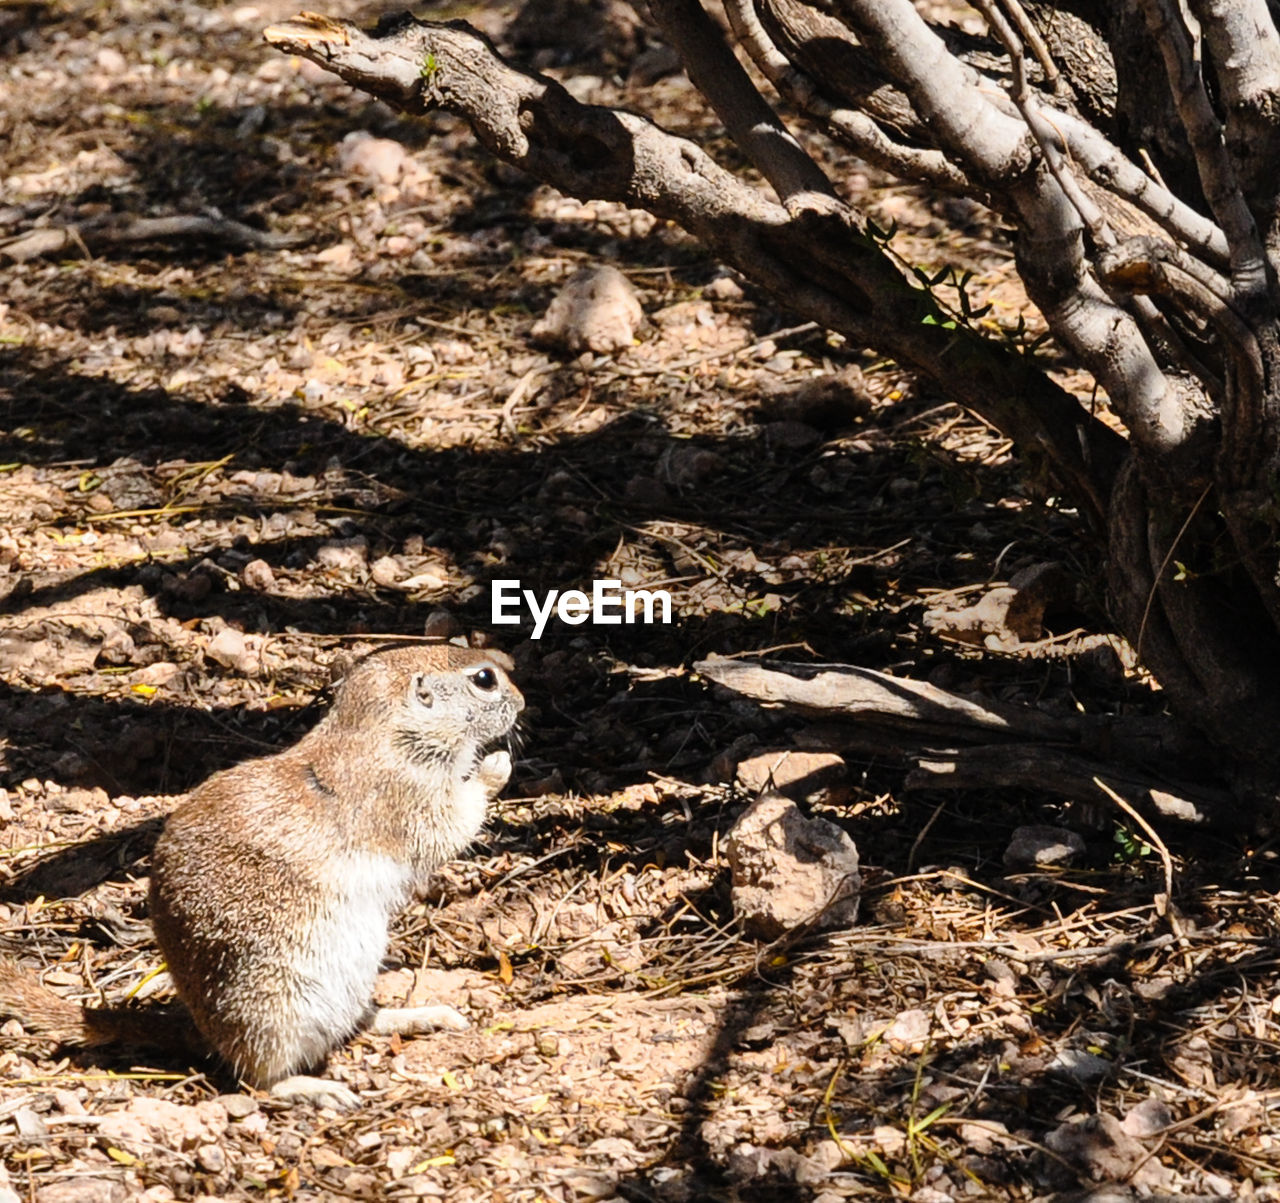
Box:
696, 656, 1226, 823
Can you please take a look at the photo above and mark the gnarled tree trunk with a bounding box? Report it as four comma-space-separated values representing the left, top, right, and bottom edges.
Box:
266, 1, 1280, 817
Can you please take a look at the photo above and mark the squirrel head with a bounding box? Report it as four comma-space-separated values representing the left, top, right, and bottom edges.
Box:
321, 644, 523, 769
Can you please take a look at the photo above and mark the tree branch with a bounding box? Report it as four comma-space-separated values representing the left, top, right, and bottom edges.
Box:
1138, 0, 1270, 297
645, 0, 838, 214
264, 9, 1126, 523
723, 0, 973, 192
768, 0, 1230, 266
695, 655, 1224, 824
833, 0, 1034, 187
1189, 0, 1280, 259
952, 3, 1214, 465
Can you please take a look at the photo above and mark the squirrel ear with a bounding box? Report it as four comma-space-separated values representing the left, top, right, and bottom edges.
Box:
413, 674, 434, 708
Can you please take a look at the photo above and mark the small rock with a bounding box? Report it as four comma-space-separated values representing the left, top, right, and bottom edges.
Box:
531, 265, 642, 355
924, 587, 1020, 648
535, 1032, 559, 1057
1170, 1034, 1216, 1088
398, 565, 450, 592
315, 243, 353, 268
882, 1008, 930, 1049
338, 130, 408, 184
219, 1094, 258, 1119
206, 627, 247, 670
925, 561, 1070, 649
96, 47, 127, 74
14, 1106, 47, 1138
424, 609, 461, 639
872, 1124, 906, 1156
241, 558, 275, 590
51, 1089, 86, 1116
34, 1180, 126, 1203
196, 1144, 226, 1173
735, 749, 847, 802
1047, 1047, 1112, 1083
958, 1120, 1009, 1154
1044, 1113, 1145, 1181
724, 792, 860, 940
1121, 1096, 1173, 1139
1003, 825, 1085, 870
104, 1096, 225, 1151
370, 555, 406, 587
563, 1174, 616, 1201
1218, 1096, 1267, 1137
133, 661, 181, 687
704, 273, 744, 302
1200, 1171, 1237, 1196
97, 627, 137, 666
982, 958, 1018, 997
96, 1110, 151, 1149
315, 536, 369, 572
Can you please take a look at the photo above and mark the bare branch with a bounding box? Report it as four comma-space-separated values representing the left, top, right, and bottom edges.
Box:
1189, 0, 1280, 255
0, 213, 296, 262
976, 0, 1221, 460
833, 0, 1033, 186
996, 0, 1064, 97
973, 0, 1113, 247
695, 655, 1224, 823
1138, 0, 1269, 293
1191, 0, 1280, 106
1099, 239, 1250, 340
722, 0, 974, 192
768, 0, 1228, 265
832, 0, 1228, 270
1048, 109, 1230, 269
646, 0, 838, 214
1025, 255, 1208, 460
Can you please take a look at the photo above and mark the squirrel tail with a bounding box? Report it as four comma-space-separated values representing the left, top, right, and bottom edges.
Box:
0, 958, 203, 1055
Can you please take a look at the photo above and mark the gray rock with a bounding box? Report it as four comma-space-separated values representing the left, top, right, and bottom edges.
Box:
1004, 824, 1085, 869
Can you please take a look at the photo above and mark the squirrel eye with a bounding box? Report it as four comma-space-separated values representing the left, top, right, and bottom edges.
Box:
471, 667, 498, 691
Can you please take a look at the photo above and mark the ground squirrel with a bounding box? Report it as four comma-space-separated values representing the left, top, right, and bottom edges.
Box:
0, 644, 523, 1109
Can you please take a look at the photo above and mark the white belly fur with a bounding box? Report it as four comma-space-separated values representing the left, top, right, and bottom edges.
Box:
291, 851, 415, 1055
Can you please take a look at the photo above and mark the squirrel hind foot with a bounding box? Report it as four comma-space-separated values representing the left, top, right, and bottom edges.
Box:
268, 1074, 360, 1111
367, 1004, 469, 1036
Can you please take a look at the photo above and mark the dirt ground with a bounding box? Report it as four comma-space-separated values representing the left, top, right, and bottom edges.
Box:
2, 2, 1280, 1200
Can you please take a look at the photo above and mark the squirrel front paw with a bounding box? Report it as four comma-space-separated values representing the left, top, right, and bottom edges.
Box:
477, 749, 512, 796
